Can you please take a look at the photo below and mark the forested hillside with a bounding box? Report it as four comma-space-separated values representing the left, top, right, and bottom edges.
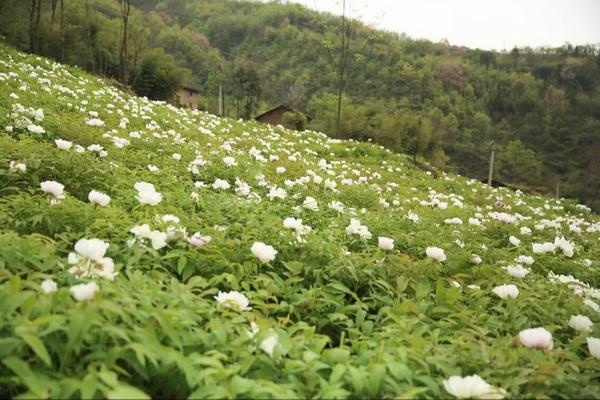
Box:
1, 0, 599, 209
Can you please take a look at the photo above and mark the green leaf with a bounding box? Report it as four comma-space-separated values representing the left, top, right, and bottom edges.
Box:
177, 256, 187, 275
17, 332, 52, 367
329, 364, 346, 383
3, 357, 49, 398
230, 375, 253, 395
322, 348, 350, 365
106, 385, 150, 400
0, 337, 21, 357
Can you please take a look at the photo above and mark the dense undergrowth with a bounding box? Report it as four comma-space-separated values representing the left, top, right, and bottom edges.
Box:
1, 45, 600, 399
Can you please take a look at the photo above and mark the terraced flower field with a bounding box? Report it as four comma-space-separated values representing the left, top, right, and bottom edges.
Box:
1, 45, 599, 398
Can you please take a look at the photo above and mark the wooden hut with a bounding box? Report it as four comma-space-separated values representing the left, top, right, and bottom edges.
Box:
176, 86, 199, 109
254, 105, 294, 126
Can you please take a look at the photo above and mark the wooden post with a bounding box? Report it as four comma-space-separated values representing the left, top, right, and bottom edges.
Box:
487, 141, 496, 187
218, 84, 223, 116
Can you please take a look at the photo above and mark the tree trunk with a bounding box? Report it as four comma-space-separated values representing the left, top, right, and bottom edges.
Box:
334, 0, 351, 138
119, 0, 130, 85
51, 0, 57, 23
82, 0, 88, 69
34, 0, 41, 52
59, 0, 64, 61
29, 0, 36, 52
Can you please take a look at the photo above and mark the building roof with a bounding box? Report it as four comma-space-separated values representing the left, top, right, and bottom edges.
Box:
181, 86, 199, 94
254, 105, 293, 120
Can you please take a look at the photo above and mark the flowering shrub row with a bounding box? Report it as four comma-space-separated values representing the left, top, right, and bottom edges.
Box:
0, 45, 599, 398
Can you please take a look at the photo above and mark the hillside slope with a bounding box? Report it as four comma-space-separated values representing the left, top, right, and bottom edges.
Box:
2, 0, 600, 208
1, 45, 600, 398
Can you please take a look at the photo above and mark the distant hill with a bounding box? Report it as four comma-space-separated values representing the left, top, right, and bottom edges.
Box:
1, 0, 599, 209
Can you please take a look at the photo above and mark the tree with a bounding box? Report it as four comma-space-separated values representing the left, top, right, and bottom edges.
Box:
282, 111, 307, 131
28, 0, 41, 53
496, 140, 543, 185
230, 63, 261, 119
119, 0, 131, 84
133, 48, 188, 101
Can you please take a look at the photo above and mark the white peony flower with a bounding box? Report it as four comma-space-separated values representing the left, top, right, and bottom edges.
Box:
161, 214, 180, 224
74, 238, 109, 261
504, 265, 530, 279
85, 118, 105, 127
515, 255, 534, 265
518, 327, 553, 349
212, 179, 230, 190
554, 236, 575, 258
426, 247, 446, 263
223, 156, 237, 167
346, 218, 372, 239
88, 190, 110, 206
267, 187, 287, 200
468, 218, 482, 226
188, 233, 212, 247
260, 334, 279, 357
283, 217, 303, 231
40, 180, 64, 197
54, 139, 72, 150
303, 196, 319, 211
9, 161, 26, 173
247, 321, 260, 338
470, 255, 482, 265
509, 236, 521, 246
587, 337, 600, 360
568, 315, 593, 332
283, 217, 311, 236
148, 230, 168, 250
407, 212, 420, 223
378, 236, 395, 250
27, 124, 45, 134
532, 242, 555, 254
134, 182, 156, 192
443, 375, 505, 399
68, 239, 116, 281
40, 279, 57, 293
130, 224, 167, 250
70, 282, 99, 301
251, 242, 277, 263
492, 284, 519, 299
583, 299, 600, 313
329, 200, 345, 213
136, 190, 162, 206
214, 290, 251, 311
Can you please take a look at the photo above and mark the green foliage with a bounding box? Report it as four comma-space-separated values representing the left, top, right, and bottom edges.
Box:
132, 48, 188, 100
281, 111, 307, 131
496, 140, 543, 185
1, 44, 600, 399
1, 0, 599, 208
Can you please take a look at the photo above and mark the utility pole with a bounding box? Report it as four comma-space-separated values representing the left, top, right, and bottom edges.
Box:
218, 84, 223, 116
487, 141, 496, 187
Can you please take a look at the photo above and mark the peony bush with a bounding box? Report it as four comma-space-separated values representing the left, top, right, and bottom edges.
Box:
1, 45, 600, 398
